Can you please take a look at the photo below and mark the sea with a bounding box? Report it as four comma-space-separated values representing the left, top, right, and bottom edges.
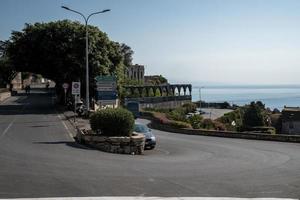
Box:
191, 85, 300, 110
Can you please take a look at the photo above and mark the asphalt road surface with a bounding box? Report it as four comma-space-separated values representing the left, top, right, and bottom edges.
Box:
0, 90, 300, 199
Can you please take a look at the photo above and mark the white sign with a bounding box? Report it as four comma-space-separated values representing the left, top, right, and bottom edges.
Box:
62, 83, 69, 89
97, 99, 117, 105
72, 82, 81, 95
74, 94, 81, 104
96, 86, 116, 91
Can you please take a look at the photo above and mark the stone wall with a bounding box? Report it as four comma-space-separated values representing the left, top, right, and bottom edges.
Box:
126, 96, 191, 109
76, 129, 145, 155
140, 99, 191, 109
146, 118, 300, 143
0, 91, 11, 102
282, 121, 300, 135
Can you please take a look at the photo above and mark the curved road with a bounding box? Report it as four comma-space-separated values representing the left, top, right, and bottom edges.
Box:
0, 90, 299, 199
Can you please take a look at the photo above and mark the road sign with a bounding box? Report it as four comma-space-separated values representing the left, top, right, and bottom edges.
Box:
97, 99, 117, 105
95, 76, 117, 105
72, 82, 81, 95
95, 75, 116, 82
97, 91, 117, 100
62, 83, 69, 89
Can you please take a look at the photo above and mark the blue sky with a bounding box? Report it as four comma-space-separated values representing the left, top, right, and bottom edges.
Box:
1, 0, 300, 85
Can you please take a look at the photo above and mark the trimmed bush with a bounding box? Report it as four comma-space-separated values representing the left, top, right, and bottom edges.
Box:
90, 108, 134, 136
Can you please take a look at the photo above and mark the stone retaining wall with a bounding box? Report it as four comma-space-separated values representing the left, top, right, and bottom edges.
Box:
76, 128, 145, 154
0, 92, 11, 102
147, 118, 300, 143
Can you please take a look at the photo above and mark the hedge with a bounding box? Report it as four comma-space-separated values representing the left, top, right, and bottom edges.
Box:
90, 108, 134, 136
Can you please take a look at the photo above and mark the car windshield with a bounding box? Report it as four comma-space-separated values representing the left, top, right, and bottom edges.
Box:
134, 124, 149, 133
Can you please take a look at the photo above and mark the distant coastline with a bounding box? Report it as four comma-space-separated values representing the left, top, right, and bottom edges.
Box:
191, 85, 300, 110
192, 84, 300, 89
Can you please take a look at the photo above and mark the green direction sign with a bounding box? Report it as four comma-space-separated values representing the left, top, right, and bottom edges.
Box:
95, 75, 116, 82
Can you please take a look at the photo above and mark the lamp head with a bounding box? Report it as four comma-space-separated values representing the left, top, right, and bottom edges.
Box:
61, 6, 70, 10
101, 9, 111, 13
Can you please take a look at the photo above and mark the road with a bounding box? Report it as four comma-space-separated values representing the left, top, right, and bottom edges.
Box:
199, 108, 233, 120
0, 90, 300, 199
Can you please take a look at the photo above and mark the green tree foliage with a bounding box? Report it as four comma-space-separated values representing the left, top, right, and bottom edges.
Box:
5, 20, 133, 98
0, 58, 17, 87
243, 101, 265, 129
145, 75, 168, 85
0, 41, 17, 87
218, 108, 244, 131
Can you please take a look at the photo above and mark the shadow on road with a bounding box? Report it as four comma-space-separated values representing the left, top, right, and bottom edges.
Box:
0, 89, 57, 115
33, 141, 93, 150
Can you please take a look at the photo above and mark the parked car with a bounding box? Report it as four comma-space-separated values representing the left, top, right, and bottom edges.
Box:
134, 123, 156, 150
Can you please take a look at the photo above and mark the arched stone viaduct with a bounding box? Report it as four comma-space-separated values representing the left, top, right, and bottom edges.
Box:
124, 84, 192, 109
124, 84, 192, 97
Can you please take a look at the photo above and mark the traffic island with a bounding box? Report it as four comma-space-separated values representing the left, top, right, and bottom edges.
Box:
75, 129, 145, 155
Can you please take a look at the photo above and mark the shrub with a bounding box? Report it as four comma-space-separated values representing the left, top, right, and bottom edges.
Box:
188, 114, 203, 129
167, 107, 187, 122
200, 119, 215, 130
169, 121, 192, 129
90, 108, 134, 136
182, 102, 197, 114
212, 120, 226, 131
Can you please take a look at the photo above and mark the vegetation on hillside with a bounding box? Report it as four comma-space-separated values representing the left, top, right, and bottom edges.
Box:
144, 101, 276, 133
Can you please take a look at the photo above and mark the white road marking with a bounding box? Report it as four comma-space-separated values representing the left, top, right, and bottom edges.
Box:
57, 114, 75, 140
0, 119, 15, 139
0, 197, 296, 200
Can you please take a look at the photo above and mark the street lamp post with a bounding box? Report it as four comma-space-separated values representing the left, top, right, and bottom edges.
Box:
198, 86, 204, 110
61, 6, 110, 111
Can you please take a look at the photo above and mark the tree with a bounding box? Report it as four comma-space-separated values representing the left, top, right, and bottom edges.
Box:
0, 58, 17, 88
5, 20, 132, 99
0, 41, 17, 87
119, 43, 134, 68
243, 101, 265, 129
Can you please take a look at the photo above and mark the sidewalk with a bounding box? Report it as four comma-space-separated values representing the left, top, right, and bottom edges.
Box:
62, 110, 91, 131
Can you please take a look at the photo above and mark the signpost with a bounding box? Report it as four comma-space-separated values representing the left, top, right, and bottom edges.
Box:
72, 82, 81, 122
95, 76, 117, 108
62, 83, 69, 104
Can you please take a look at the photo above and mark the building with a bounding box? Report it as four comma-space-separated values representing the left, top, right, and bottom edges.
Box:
125, 64, 144, 83
281, 107, 300, 135
11, 72, 22, 89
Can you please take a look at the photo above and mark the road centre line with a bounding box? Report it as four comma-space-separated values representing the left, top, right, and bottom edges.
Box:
0, 97, 27, 139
